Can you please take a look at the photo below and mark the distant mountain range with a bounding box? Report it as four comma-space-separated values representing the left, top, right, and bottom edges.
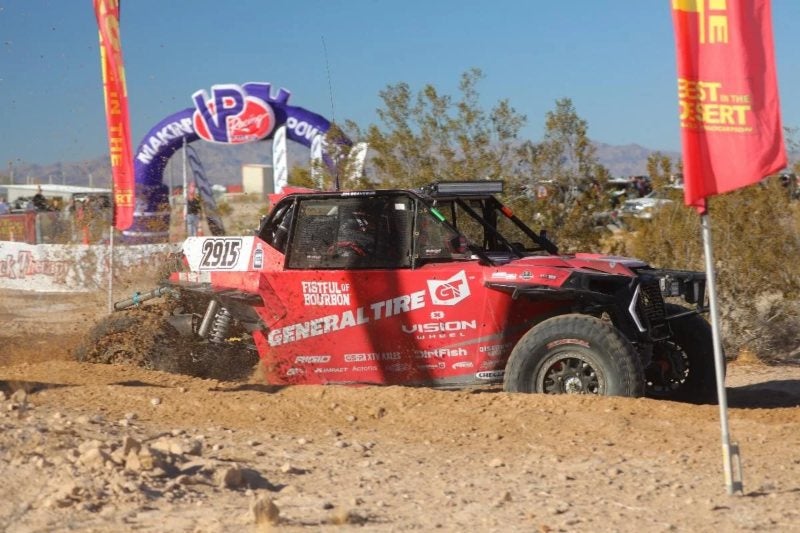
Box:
1, 141, 681, 189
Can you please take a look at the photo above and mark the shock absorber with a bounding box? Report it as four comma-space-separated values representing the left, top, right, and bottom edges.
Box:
209, 306, 233, 344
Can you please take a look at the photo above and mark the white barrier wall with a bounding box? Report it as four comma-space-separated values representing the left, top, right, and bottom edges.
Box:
0, 241, 180, 292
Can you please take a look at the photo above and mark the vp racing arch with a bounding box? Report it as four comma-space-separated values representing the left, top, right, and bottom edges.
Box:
127, 82, 344, 243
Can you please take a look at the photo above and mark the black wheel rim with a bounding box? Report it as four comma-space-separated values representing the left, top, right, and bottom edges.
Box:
536, 351, 603, 394
646, 341, 689, 396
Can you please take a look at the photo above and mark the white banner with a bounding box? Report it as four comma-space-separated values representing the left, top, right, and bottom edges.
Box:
0, 241, 179, 293
310, 134, 324, 189
272, 125, 288, 194
347, 142, 369, 183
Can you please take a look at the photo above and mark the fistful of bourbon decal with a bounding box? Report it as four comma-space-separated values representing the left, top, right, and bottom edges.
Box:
301, 281, 351, 306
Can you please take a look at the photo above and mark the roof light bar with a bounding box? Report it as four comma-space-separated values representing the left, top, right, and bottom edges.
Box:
426, 181, 504, 196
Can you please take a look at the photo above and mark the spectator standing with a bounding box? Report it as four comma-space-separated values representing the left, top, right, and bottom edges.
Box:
63, 198, 77, 242
0, 196, 9, 215
186, 191, 202, 236
32, 186, 48, 211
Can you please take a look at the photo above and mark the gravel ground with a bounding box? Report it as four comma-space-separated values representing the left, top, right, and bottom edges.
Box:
1, 289, 800, 532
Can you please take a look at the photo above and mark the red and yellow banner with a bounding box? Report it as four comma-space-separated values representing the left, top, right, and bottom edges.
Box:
671, 0, 786, 213
94, 0, 135, 230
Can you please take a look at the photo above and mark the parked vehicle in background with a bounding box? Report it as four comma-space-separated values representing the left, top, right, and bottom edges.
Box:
619, 189, 675, 220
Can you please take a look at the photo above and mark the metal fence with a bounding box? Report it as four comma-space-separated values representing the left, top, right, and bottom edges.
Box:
0, 208, 112, 245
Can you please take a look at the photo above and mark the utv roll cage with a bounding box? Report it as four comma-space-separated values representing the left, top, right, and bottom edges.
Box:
419, 180, 559, 261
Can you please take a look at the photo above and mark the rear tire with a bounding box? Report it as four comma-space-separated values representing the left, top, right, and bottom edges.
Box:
504, 314, 645, 397
645, 303, 719, 404
74, 308, 193, 374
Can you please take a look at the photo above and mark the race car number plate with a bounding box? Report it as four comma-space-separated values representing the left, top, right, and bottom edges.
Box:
199, 238, 242, 269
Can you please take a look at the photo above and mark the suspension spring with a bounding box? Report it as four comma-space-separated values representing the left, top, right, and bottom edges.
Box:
209, 306, 233, 344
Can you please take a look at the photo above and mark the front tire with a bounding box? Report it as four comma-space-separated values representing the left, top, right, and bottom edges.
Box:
504, 314, 645, 397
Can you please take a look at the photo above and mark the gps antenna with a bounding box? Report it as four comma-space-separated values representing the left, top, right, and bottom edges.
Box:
322, 35, 341, 191
321, 35, 336, 124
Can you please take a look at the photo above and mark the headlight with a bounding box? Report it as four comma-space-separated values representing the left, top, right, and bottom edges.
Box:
659, 276, 682, 297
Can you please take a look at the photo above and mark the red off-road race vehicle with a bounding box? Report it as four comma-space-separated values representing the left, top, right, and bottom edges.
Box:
77, 181, 716, 402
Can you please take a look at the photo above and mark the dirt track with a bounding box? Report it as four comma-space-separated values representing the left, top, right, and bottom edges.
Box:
2, 289, 800, 532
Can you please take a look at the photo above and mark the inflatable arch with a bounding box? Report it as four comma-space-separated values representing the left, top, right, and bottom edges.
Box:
126, 82, 344, 243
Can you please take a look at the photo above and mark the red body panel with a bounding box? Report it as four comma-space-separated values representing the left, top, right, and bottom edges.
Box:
176, 222, 641, 387
251, 262, 564, 386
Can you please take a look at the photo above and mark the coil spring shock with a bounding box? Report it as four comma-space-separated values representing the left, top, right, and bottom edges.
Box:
209, 306, 233, 344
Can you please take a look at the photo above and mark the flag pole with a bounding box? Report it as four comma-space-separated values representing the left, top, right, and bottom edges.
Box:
700, 208, 743, 495
107, 224, 114, 313
182, 137, 188, 236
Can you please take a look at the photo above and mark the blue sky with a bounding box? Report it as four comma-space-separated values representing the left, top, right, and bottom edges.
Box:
1, 0, 799, 168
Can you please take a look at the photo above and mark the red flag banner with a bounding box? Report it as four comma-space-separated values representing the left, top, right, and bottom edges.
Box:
94, 0, 135, 230
671, 0, 786, 213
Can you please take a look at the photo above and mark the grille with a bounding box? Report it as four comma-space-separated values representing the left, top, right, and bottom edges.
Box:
637, 278, 667, 326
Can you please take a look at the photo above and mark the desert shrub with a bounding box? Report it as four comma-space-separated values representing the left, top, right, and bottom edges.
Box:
623, 177, 800, 361
215, 200, 233, 217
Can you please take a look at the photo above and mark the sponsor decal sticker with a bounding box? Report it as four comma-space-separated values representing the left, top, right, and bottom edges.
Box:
402, 320, 477, 338
314, 367, 348, 374
344, 352, 401, 362
491, 271, 517, 281
352, 365, 379, 372
427, 270, 470, 306
268, 290, 425, 347
476, 370, 505, 380
414, 348, 468, 359
417, 362, 446, 371
301, 280, 351, 306
452, 361, 474, 369
387, 363, 412, 373
294, 355, 331, 364
253, 244, 263, 269
479, 343, 512, 357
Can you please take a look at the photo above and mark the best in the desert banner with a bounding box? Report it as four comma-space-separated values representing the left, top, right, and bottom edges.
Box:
94, 0, 135, 230
671, 0, 786, 212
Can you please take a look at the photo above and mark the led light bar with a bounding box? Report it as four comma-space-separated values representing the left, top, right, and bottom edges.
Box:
427, 181, 504, 196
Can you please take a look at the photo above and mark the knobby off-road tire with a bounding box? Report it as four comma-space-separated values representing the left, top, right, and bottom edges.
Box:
74, 308, 194, 375
503, 314, 645, 397
645, 303, 718, 404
